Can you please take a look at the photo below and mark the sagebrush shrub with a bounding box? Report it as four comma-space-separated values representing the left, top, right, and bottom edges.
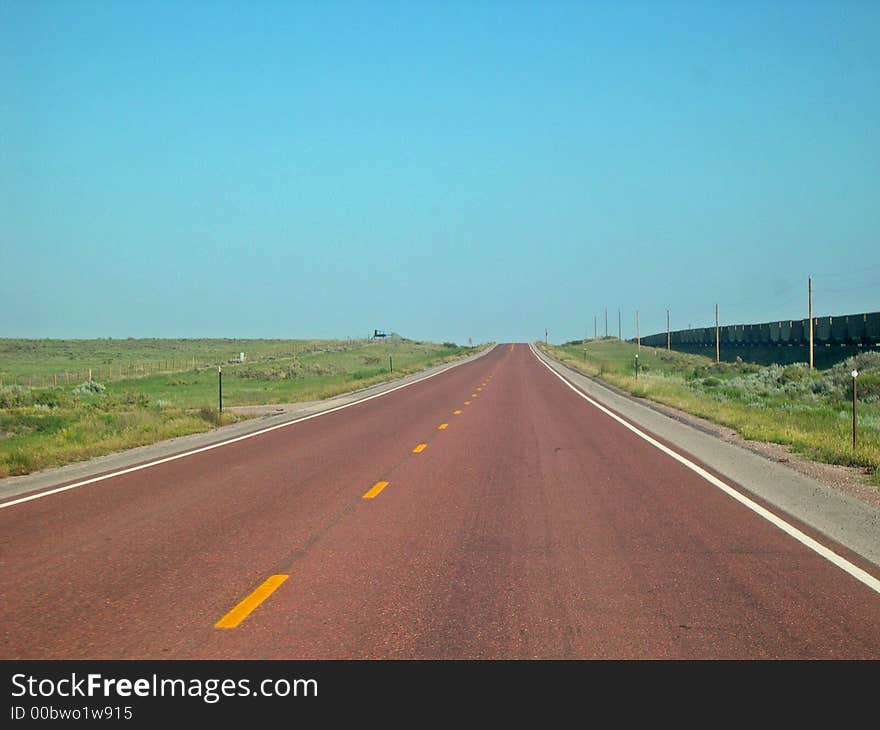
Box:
72, 381, 106, 396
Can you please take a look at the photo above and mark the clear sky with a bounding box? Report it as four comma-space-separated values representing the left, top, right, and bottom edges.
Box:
2, 0, 878, 344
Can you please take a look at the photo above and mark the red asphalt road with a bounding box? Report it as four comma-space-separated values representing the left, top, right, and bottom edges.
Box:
2, 343, 879, 659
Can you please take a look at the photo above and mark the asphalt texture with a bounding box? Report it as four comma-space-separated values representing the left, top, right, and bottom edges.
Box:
2, 343, 879, 659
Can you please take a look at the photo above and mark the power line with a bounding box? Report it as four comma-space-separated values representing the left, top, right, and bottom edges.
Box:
815, 282, 878, 295
814, 263, 880, 279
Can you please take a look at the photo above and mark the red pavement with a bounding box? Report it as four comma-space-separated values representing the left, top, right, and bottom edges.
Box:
2, 344, 879, 659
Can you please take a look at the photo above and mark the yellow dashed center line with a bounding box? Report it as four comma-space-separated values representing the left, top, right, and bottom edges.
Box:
215, 574, 289, 629
363, 480, 390, 499
215, 357, 504, 632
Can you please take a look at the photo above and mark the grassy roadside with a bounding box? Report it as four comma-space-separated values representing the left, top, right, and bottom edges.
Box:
0, 338, 379, 384
538, 339, 880, 486
0, 339, 485, 478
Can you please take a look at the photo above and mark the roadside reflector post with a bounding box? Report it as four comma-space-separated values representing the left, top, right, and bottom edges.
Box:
852, 369, 858, 449
389, 355, 393, 373
635, 353, 640, 379
219, 365, 223, 414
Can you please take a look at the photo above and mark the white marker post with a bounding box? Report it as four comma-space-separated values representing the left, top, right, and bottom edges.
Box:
219, 365, 223, 415
852, 369, 858, 449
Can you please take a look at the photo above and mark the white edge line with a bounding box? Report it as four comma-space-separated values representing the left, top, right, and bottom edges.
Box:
529, 343, 880, 596
0, 346, 496, 510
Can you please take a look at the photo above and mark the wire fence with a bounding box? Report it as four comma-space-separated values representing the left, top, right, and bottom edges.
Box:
0, 358, 213, 389
0, 338, 380, 390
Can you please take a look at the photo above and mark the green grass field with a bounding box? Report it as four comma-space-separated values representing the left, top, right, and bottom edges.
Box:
0, 338, 482, 478
0, 338, 366, 385
540, 338, 880, 486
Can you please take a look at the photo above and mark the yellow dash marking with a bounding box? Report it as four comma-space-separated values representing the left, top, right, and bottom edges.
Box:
453, 410, 462, 415
412, 443, 427, 453
438, 423, 448, 430
363, 480, 390, 499
477, 387, 482, 391
215, 574, 289, 629
464, 401, 471, 405
471, 393, 477, 397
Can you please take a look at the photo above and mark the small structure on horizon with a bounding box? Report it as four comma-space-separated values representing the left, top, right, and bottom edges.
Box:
371, 329, 406, 342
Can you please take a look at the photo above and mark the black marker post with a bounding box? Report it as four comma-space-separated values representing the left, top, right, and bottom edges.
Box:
852, 369, 858, 449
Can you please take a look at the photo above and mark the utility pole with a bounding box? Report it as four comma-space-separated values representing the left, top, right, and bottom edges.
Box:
604, 308, 608, 338
715, 303, 720, 363
666, 309, 671, 350
636, 310, 640, 351
808, 276, 814, 370
618, 309, 621, 340
218, 366, 223, 414
594, 315, 597, 340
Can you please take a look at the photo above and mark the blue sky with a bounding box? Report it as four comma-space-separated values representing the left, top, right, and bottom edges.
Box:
2, 0, 878, 344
